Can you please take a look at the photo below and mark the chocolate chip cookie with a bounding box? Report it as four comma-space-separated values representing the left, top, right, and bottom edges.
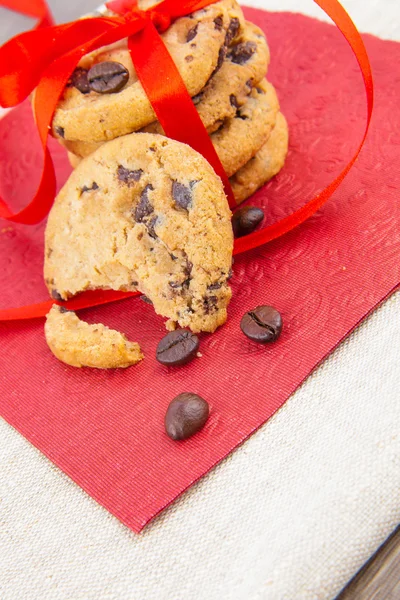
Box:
143, 21, 270, 136
45, 305, 144, 369
65, 80, 280, 177
52, 0, 245, 142
230, 112, 289, 203
45, 133, 233, 333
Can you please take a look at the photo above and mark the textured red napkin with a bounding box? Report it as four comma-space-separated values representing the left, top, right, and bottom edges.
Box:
0, 9, 399, 533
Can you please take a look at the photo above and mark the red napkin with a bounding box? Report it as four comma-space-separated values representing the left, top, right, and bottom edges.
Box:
0, 9, 399, 533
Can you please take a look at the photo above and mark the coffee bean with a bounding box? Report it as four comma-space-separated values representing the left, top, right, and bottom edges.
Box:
228, 41, 257, 65
88, 61, 129, 94
165, 393, 209, 440
156, 329, 199, 366
68, 67, 90, 94
232, 206, 264, 237
172, 181, 194, 210
240, 305, 282, 343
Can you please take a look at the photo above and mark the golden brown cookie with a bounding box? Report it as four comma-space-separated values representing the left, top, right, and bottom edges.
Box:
45, 305, 143, 369
230, 112, 289, 203
65, 80, 280, 177
45, 133, 233, 334
51, 0, 245, 142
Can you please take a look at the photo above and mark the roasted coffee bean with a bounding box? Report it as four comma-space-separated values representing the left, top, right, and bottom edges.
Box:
156, 329, 199, 366
165, 393, 209, 440
240, 305, 282, 343
68, 67, 90, 94
172, 181, 194, 210
88, 61, 129, 94
232, 206, 264, 237
228, 41, 257, 65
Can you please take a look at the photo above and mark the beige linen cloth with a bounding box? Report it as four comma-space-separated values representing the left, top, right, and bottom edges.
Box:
1, 1, 399, 599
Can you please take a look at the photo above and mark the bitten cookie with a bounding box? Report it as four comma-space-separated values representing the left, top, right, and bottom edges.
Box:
45, 133, 233, 333
230, 112, 289, 203
45, 305, 143, 369
65, 80, 280, 178
51, 0, 245, 142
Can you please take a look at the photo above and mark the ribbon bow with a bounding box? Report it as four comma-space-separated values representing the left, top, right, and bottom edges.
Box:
0, 0, 374, 320
0, 0, 236, 224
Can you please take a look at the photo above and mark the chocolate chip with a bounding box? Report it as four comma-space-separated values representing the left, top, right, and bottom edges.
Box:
256, 86, 265, 94
230, 94, 239, 109
55, 126, 65, 138
214, 15, 223, 30
58, 306, 71, 314
165, 393, 209, 440
187, 24, 198, 42
211, 46, 226, 77
240, 305, 283, 343
204, 296, 218, 314
184, 260, 193, 277
118, 165, 143, 185
192, 92, 204, 105
225, 17, 240, 45
88, 61, 129, 94
236, 109, 248, 121
228, 41, 257, 65
172, 181, 193, 210
185, 55, 194, 63
135, 184, 154, 222
141, 295, 153, 305
157, 330, 199, 367
51, 290, 63, 301
67, 67, 90, 94
232, 206, 264, 237
81, 182, 99, 193
146, 215, 158, 239
208, 282, 222, 290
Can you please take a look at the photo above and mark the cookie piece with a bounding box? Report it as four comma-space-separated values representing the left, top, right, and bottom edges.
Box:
65, 80, 280, 177
52, 0, 245, 142
45, 133, 233, 334
230, 112, 289, 204
143, 21, 270, 136
45, 305, 143, 369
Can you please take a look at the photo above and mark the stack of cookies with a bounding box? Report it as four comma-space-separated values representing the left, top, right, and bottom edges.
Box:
52, 0, 288, 205
43, 0, 289, 369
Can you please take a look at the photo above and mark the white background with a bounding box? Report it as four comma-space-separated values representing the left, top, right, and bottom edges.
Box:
0, 2, 399, 599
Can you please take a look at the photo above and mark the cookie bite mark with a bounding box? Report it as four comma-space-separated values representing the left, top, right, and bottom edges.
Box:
45, 305, 143, 369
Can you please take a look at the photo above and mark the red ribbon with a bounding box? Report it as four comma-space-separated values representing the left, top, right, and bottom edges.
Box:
0, 0, 374, 321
